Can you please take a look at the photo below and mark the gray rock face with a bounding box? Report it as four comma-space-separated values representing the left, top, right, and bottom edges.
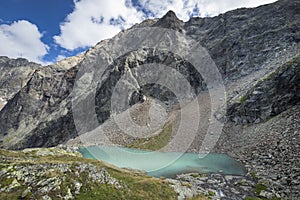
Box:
184, 0, 300, 80
94, 49, 206, 124
0, 56, 40, 110
0, 59, 80, 149
0, 0, 299, 150
227, 55, 300, 124
153, 10, 184, 32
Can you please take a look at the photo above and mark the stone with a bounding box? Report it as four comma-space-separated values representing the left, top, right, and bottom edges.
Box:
74, 181, 82, 194
21, 188, 31, 198
42, 195, 52, 200
230, 187, 240, 194
10, 178, 20, 189
63, 188, 73, 200
259, 190, 274, 198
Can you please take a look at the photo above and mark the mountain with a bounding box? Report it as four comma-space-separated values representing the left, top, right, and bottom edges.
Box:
0, 0, 299, 150
0, 56, 40, 110
0, 0, 299, 199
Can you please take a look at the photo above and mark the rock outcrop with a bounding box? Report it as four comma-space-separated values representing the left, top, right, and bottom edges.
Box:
0, 147, 176, 199
153, 10, 184, 32
185, 0, 300, 81
227, 54, 300, 124
0, 57, 81, 149
0, 56, 40, 110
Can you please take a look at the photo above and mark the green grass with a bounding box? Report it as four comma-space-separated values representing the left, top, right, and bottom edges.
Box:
244, 197, 281, 200
254, 182, 267, 195
186, 194, 210, 200
190, 173, 204, 178
262, 53, 300, 81
126, 123, 173, 151
239, 95, 246, 103
244, 197, 262, 200
0, 148, 177, 200
207, 191, 215, 196
104, 167, 176, 200
250, 170, 258, 181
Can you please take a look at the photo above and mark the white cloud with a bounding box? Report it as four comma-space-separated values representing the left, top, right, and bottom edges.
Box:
137, 0, 278, 20
0, 20, 49, 64
56, 54, 67, 62
54, 0, 277, 51
195, 0, 278, 18
54, 0, 144, 50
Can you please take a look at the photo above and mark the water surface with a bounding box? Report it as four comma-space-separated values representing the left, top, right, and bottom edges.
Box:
79, 145, 246, 178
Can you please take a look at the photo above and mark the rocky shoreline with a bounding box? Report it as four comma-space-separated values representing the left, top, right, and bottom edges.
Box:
170, 173, 258, 200
0, 147, 177, 199
1, 138, 299, 200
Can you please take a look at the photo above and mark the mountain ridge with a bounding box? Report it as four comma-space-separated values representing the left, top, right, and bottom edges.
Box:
0, 0, 298, 150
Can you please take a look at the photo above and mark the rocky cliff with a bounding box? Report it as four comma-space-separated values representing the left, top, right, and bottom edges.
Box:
0, 56, 40, 110
0, 56, 82, 149
227, 54, 300, 124
0, 0, 299, 150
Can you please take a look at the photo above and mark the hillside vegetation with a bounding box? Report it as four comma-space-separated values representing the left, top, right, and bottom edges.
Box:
0, 147, 177, 200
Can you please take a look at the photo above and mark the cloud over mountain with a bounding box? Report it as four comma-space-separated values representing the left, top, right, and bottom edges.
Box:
0, 20, 49, 64
54, 0, 277, 51
53, 0, 144, 50
0, 0, 277, 63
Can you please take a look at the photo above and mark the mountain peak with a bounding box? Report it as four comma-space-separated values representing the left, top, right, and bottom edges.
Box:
163, 10, 178, 19
153, 10, 184, 32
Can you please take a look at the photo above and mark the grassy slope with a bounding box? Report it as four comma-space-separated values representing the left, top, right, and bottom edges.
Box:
0, 148, 177, 200
126, 123, 173, 151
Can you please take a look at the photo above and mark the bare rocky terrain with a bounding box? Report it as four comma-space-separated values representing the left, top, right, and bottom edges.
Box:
0, 57, 40, 110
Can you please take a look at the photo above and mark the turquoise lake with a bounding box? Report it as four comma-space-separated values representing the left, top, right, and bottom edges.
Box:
79, 145, 246, 178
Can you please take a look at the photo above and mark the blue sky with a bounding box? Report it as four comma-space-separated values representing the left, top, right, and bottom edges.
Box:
0, 0, 276, 65
0, 0, 76, 63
